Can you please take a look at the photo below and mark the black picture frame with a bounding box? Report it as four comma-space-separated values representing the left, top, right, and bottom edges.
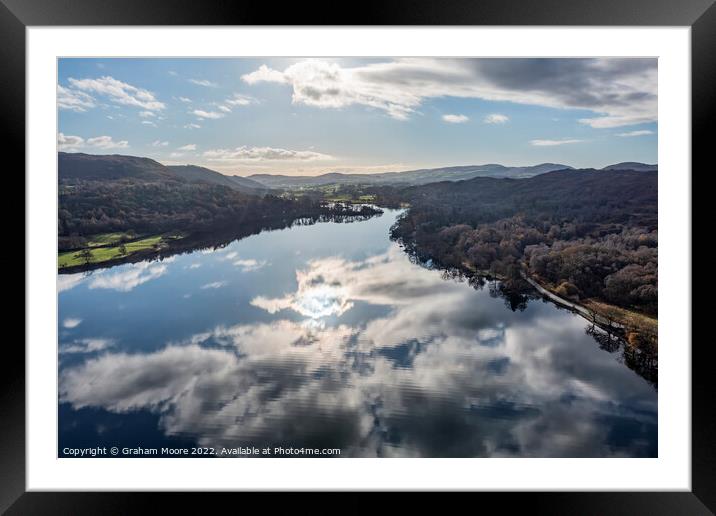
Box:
4, 0, 712, 511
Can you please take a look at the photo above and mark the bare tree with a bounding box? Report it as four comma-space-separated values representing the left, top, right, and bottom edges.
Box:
78, 248, 93, 265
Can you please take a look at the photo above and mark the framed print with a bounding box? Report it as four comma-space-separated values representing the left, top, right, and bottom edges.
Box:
4, 0, 713, 511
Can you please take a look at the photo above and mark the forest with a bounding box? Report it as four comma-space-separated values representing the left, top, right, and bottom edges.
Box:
58, 154, 381, 252
384, 169, 658, 331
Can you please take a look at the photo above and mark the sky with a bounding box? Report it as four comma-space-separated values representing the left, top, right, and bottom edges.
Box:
57, 57, 657, 176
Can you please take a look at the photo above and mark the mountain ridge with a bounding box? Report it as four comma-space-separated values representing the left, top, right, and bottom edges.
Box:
167, 164, 267, 194
58, 152, 267, 195
58, 152, 657, 191
601, 162, 658, 172
246, 163, 577, 188
246, 161, 656, 188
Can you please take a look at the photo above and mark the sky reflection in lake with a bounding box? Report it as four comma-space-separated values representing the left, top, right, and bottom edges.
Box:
58, 210, 656, 457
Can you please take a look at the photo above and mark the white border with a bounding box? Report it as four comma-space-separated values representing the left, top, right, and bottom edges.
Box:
27, 27, 691, 491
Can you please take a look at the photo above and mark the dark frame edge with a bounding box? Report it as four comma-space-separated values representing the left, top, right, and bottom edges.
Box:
1, 0, 715, 26
691, 1, 716, 512
0, 0, 26, 514
5, 0, 713, 512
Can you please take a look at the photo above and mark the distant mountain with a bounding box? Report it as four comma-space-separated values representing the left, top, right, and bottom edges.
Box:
248, 163, 574, 189
168, 164, 268, 194
61, 153, 654, 194
602, 162, 657, 172
59, 152, 176, 182
59, 153, 269, 195
228, 175, 271, 194
167, 164, 242, 188
398, 168, 658, 228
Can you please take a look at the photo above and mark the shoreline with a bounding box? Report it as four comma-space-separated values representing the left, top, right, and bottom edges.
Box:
441, 257, 657, 350
519, 272, 624, 328
58, 208, 384, 275
520, 272, 657, 344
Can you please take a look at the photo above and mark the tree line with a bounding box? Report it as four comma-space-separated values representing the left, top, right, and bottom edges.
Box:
383, 169, 658, 317
59, 179, 380, 251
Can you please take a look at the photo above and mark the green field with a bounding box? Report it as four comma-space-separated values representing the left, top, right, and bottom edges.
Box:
86, 232, 134, 247
58, 234, 174, 268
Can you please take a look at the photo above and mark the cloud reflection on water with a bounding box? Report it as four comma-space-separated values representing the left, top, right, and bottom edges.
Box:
59, 245, 656, 457
57, 261, 169, 293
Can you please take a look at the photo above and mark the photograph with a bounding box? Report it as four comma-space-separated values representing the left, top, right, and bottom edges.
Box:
56, 56, 659, 459
3, 0, 709, 506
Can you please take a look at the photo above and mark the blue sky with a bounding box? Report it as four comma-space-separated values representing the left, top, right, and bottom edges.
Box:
58, 58, 657, 176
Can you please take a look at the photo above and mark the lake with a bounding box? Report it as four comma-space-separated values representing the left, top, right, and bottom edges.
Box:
58, 209, 657, 458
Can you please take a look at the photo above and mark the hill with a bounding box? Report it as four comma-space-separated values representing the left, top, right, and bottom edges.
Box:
228, 174, 270, 193
58, 152, 176, 182
59, 152, 270, 196
167, 164, 267, 194
57, 152, 376, 251
248, 162, 573, 188
602, 162, 657, 172
388, 169, 658, 323
384, 168, 657, 229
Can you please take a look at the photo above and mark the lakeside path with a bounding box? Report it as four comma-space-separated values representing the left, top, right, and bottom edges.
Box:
520, 272, 626, 330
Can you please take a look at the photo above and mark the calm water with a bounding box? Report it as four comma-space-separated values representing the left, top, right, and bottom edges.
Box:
58, 209, 657, 458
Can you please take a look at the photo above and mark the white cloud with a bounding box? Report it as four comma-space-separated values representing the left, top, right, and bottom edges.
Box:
58, 133, 129, 151
225, 93, 256, 107
201, 281, 227, 289
233, 259, 268, 272
60, 338, 114, 354
189, 78, 218, 87
219, 251, 238, 261
177, 144, 197, 151
616, 129, 654, 137
88, 262, 167, 292
241, 58, 656, 127
184, 123, 201, 129
203, 146, 335, 162
178, 96, 192, 103
68, 76, 165, 111
579, 116, 650, 129
141, 120, 156, 126
251, 262, 353, 318
529, 138, 584, 147
138, 111, 156, 118
57, 85, 95, 112
192, 109, 225, 120
58, 133, 85, 151
201, 94, 256, 116
57, 274, 86, 293
87, 136, 129, 149
241, 64, 288, 85
483, 113, 509, 124
442, 114, 469, 124
152, 140, 169, 147
63, 318, 82, 329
